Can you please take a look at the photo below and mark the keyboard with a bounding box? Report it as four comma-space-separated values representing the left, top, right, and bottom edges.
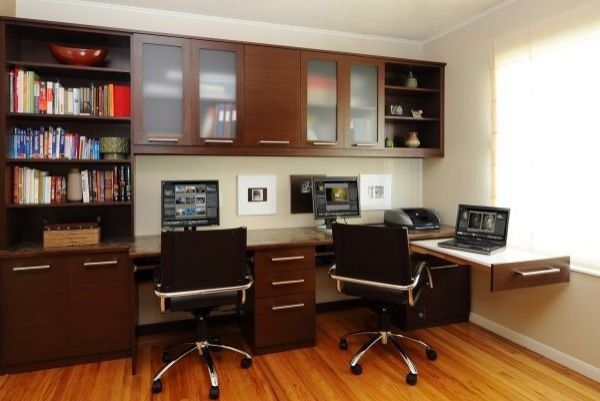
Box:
438, 239, 504, 255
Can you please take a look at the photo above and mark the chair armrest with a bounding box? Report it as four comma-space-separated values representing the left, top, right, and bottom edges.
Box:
154, 275, 253, 313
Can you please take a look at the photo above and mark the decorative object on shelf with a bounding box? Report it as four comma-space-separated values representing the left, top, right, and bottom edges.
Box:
67, 168, 83, 202
405, 131, 421, 148
49, 43, 108, 66
389, 104, 403, 116
405, 71, 418, 88
411, 109, 424, 118
43, 221, 100, 248
385, 136, 395, 148
100, 137, 130, 160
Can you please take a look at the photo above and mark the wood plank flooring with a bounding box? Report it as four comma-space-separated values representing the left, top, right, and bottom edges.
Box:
1, 308, 599, 401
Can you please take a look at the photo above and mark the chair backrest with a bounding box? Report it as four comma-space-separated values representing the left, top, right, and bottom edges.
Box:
332, 223, 413, 285
159, 227, 247, 293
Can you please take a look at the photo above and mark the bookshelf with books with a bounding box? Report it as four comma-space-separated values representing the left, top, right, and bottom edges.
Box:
1, 19, 133, 249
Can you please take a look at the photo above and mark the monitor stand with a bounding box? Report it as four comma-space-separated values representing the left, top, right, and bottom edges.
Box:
184, 226, 197, 232
314, 218, 337, 234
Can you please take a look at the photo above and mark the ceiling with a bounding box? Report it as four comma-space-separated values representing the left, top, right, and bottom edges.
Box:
85, 0, 508, 42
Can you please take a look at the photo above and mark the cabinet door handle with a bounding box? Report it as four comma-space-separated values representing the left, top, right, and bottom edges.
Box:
83, 260, 118, 268
312, 142, 337, 146
148, 137, 180, 143
271, 255, 305, 262
352, 143, 376, 147
258, 140, 290, 145
204, 139, 234, 144
12, 264, 50, 272
272, 279, 305, 286
514, 267, 561, 277
272, 303, 305, 311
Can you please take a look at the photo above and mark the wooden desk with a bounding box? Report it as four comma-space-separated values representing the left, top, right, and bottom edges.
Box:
411, 239, 570, 291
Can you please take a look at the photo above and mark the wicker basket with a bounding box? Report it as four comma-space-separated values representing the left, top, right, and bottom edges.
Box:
43, 222, 100, 248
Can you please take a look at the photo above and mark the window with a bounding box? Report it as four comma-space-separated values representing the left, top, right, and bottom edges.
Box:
492, 4, 600, 274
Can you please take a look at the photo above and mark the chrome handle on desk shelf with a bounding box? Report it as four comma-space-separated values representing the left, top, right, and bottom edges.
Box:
83, 260, 118, 268
272, 303, 304, 311
205, 139, 234, 144
12, 264, 50, 272
352, 143, 375, 147
312, 142, 337, 146
272, 279, 305, 286
258, 140, 290, 145
514, 267, 561, 277
271, 255, 305, 262
148, 137, 180, 143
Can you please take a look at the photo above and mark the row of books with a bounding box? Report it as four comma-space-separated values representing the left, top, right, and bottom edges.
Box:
12, 166, 132, 205
7, 68, 131, 117
200, 103, 237, 139
10, 127, 102, 160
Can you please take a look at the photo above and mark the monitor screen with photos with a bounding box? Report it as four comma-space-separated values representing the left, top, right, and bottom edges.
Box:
455, 204, 510, 243
312, 176, 360, 224
161, 180, 219, 229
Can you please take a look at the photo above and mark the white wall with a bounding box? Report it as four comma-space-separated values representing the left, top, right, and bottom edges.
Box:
423, 0, 600, 379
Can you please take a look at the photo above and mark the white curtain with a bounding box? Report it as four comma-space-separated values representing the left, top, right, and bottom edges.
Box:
492, 2, 600, 274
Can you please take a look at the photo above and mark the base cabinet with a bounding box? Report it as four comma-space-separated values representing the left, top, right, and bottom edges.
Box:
0, 249, 133, 373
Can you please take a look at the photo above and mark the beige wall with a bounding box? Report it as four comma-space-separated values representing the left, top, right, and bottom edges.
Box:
423, 0, 600, 378
0, 0, 16, 16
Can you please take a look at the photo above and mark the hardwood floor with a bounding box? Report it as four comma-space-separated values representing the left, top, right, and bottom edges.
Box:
1, 308, 599, 401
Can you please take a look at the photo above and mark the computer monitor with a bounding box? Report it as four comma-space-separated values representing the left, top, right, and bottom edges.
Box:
161, 180, 219, 230
312, 176, 360, 229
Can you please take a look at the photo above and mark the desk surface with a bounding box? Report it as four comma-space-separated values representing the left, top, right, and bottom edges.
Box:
130, 226, 455, 258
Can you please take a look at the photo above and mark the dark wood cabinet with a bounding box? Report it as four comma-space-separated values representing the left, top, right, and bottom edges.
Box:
0, 249, 134, 373
244, 45, 301, 148
242, 245, 316, 354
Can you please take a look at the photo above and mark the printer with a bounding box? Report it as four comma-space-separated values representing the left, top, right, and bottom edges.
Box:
384, 208, 440, 230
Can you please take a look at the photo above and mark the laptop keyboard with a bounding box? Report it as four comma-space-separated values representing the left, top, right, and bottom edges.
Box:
438, 239, 500, 255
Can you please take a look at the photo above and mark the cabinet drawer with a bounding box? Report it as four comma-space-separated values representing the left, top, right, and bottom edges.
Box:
491, 256, 570, 291
254, 247, 315, 274
255, 269, 315, 298
254, 292, 315, 348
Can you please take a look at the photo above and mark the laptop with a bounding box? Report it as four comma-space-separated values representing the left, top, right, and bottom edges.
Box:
438, 205, 510, 255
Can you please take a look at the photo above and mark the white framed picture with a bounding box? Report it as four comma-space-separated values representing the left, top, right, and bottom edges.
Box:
237, 175, 277, 215
360, 174, 392, 211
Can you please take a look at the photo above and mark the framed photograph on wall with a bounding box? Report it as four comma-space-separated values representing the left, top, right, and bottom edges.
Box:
359, 174, 392, 211
238, 175, 277, 215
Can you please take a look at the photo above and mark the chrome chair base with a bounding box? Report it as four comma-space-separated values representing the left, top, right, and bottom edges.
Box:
339, 330, 437, 385
151, 340, 252, 399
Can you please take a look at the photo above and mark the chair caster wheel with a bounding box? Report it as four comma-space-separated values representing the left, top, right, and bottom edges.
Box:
339, 338, 348, 350
209, 385, 220, 399
241, 357, 252, 369
426, 348, 437, 361
406, 373, 417, 385
151, 379, 162, 394
350, 363, 362, 375
162, 350, 173, 363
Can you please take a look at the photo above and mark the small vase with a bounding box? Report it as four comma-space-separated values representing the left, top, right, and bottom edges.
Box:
405, 71, 418, 88
405, 131, 420, 148
67, 168, 83, 202
385, 137, 394, 148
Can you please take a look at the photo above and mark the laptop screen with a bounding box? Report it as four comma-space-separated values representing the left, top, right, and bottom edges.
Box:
455, 205, 510, 244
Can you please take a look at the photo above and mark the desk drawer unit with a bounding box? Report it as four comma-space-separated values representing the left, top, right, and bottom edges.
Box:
243, 246, 316, 354
491, 256, 570, 291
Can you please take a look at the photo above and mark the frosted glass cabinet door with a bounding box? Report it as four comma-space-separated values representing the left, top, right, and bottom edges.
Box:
349, 63, 379, 146
195, 42, 243, 145
134, 35, 190, 145
306, 59, 338, 143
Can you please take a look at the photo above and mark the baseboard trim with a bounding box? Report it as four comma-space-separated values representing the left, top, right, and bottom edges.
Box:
469, 312, 600, 382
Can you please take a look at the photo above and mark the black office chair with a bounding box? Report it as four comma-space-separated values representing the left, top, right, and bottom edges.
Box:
329, 223, 437, 385
151, 227, 254, 399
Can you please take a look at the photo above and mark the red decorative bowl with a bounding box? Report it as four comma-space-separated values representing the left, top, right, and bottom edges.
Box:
49, 43, 108, 66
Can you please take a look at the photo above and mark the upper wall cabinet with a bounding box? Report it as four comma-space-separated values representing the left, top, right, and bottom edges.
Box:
244, 45, 301, 148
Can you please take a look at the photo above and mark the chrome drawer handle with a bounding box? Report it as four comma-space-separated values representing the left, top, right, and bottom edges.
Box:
205, 139, 234, 144
312, 142, 336, 146
12, 264, 50, 272
148, 137, 180, 143
83, 260, 118, 267
272, 279, 305, 286
272, 303, 305, 311
271, 256, 305, 262
514, 267, 561, 277
352, 143, 375, 147
258, 140, 290, 145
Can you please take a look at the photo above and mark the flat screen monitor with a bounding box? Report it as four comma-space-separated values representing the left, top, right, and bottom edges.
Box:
161, 180, 219, 229
312, 176, 360, 229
